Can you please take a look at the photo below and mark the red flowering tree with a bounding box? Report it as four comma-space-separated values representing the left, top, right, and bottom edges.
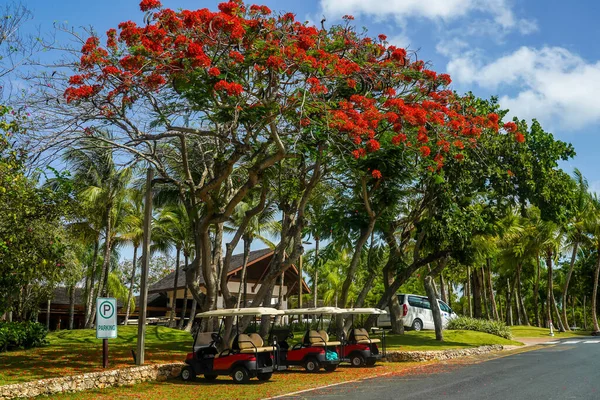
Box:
28, 0, 525, 313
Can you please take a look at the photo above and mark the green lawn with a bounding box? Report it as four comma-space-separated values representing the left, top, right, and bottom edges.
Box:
511, 325, 593, 338
0, 326, 192, 386
385, 330, 523, 351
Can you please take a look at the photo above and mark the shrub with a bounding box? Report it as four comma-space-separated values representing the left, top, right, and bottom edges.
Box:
447, 316, 513, 340
0, 321, 48, 352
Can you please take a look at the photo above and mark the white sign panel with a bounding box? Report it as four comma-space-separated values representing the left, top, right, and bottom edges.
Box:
96, 297, 118, 339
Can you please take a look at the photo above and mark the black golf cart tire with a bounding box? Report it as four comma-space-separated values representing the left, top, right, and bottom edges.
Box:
204, 374, 218, 381
412, 318, 423, 331
257, 372, 273, 381
324, 364, 337, 372
180, 366, 196, 381
304, 357, 320, 372
231, 366, 250, 384
350, 354, 365, 367
366, 359, 376, 367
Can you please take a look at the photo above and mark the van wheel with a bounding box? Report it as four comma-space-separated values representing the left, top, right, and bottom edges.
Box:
257, 372, 272, 381
350, 354, 365, 367
304, 357, 320, 372
180, 366, 196, 381
232, 366, 250, 384
412, 319, 423, 331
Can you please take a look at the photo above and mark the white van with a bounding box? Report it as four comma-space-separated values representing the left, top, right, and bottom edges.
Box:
377, 294, 457, 331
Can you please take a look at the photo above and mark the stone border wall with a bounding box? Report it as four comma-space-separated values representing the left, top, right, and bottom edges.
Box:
0, 363, 184, 400
385, 344, 504, 362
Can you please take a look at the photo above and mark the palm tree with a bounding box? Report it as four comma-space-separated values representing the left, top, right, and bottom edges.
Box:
537, 219, 566, 332
561, 169, 590, 330
225, 197, 278, 308
120, 189, 144, 325
584, 194, 600, 333
64, 141, 132, 328
155, 203, 194, 327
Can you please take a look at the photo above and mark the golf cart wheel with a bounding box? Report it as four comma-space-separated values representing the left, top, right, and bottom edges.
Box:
350, 354, 365, 367
366, 359, 376, 367
180, 366, 196, 382
324, 364, 337, 372
257, 372, 273, 381
204, 374, 218, 381
304, 357, 320, 372
411, 318, 423, 332
232, 366, 250, 384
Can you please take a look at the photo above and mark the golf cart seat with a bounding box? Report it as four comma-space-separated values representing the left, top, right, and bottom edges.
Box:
235, 333, 274, 354
308, 330, 342, 347
353, 328, 381, 344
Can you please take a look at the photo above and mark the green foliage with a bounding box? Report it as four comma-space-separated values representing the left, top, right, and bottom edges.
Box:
0, 321, 48, 352
447, 316, 513, 340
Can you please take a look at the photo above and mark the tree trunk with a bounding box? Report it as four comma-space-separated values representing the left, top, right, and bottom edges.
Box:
99, 207, 113, 298
84, 238, 100, 328
471, 267, 483, 318
506, 278, 513, 326
447, 280, 453, 308
486, 259, 499, 320
124, 245, 138, 325
534, 254, 541, 327
313, 237, 319, 308
237, 238, 251, 308
439, 274, 447, 304
592, 252, 600, 333
480, 268, 489, 319
425, 276, 443, 341
546, 252, 565, 332
383, 262, 403, 334
516, 263, 530, 326
46, 299, 51, 330
169, 247, 182, 327
184, 299, 197, 332
561, 242, 579, 331
68, 284, 75, 330
466, 266, 472, 317
178, 254, 190, 330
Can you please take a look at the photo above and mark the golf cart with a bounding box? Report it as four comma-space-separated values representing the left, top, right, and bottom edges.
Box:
181, 307, 284, 384
339, 308, 387, 367
270, 307, 342, 373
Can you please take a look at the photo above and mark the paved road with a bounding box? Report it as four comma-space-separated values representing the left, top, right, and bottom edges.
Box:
279, 338, 600, 400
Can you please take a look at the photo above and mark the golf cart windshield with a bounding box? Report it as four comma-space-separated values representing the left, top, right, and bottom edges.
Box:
194, 331, 218, 350
195, 307, 285, 318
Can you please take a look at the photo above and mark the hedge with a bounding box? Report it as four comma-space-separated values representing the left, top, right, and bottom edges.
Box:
0, 321, 48, 352
447, 316, 513, 339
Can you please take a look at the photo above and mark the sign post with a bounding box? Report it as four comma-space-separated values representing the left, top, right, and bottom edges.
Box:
96, 297, 117, 368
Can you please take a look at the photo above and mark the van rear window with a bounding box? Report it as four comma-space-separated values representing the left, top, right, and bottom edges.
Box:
408, 296, 431, 309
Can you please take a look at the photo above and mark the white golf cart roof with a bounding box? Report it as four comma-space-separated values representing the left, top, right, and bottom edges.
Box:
340, 308, 388, 315
195, 307, 285, 318
284, 307, 344, 315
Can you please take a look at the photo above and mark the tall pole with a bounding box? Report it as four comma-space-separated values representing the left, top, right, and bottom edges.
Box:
136, 168, 153, 366
298, 253, 303, 308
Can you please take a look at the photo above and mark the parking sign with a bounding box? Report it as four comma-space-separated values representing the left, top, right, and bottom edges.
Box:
96, 297, 118, 339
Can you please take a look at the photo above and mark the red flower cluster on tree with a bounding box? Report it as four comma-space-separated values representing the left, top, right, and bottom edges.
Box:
214, 80, 244, 96
140, 0, 162, 12
63, 0, 503, 176
371, 169, 382, 179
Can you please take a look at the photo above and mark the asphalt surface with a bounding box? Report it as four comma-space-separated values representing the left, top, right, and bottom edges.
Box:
279, 338, 600, 400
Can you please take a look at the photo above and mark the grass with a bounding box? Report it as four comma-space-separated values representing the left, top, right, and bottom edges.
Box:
385, 330, 523, 351
0, 326, 192, 386
511, 325, 593, 338
51, 362, 426, 400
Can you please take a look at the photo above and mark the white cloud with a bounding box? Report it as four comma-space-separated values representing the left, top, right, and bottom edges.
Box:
446, 46, 600, 130
319, 0, 536, 36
